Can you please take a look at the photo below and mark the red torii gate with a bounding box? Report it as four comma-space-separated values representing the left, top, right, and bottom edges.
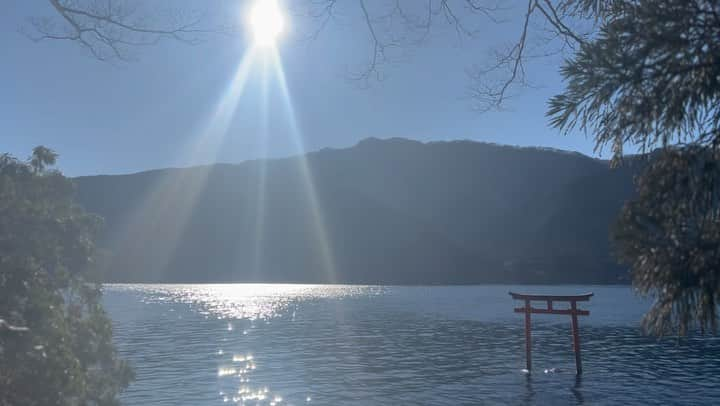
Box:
509, 291, 593, 375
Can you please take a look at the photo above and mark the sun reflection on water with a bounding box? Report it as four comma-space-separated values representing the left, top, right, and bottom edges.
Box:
217, 346, 277, 405
217, 348, 280, 405
109, 284, 383, 405
112, 283, 383, 320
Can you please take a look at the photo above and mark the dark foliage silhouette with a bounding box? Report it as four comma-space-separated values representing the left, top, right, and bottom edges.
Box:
0, 148, 132, 406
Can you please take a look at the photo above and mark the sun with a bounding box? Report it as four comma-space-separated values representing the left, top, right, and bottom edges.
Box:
248, 0, 285, 47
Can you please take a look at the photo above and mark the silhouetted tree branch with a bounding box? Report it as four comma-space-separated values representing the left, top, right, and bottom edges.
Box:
24, 0, 235, 61
303, 0, 613, 110
29, 0, 610, 109
304, 0, 508, 86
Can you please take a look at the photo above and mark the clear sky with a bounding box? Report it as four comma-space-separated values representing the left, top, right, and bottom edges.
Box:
1, 1, 602, 176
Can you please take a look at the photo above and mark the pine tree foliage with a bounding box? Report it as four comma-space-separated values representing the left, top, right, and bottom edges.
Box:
549, 0, 720, 335
549, 0, 720, 158
613, 147, 720, 335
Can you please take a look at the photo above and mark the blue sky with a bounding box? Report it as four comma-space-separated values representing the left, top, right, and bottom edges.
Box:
1, 1, 601, 176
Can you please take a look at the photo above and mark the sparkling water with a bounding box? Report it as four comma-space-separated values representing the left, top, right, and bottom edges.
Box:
104, 284, 720, 405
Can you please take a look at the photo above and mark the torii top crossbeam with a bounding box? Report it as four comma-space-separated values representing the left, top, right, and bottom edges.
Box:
509, 292, 594, 302
510, 292, 593, 316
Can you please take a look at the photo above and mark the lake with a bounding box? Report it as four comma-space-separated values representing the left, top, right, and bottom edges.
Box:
104, 285, 720, 405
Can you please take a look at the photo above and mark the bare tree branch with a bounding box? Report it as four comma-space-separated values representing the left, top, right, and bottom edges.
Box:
468, 0, 535, 112
305, 0, 607, 111
300, 0, 341, 41
536, 0, 586, 45
25, 0, 236, 61
29, 0, 609, 111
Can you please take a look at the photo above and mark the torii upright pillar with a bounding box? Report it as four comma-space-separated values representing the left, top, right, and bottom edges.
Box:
509, 292, 593, 375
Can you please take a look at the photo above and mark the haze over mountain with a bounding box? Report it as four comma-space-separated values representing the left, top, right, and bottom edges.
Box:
75, 138, 639, 284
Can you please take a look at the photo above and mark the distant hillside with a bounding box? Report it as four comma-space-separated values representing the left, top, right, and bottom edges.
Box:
74, 138, 640, 284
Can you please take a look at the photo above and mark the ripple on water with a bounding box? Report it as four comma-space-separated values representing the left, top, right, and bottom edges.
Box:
103, 284, 720, 405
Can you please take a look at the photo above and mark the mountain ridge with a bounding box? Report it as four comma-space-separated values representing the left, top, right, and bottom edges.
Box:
75, 137, 638, 284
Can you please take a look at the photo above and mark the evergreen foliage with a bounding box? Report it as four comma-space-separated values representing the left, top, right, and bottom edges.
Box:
550, 0, 720, 334
0, 148, 132, 405
614, 147, 720, 336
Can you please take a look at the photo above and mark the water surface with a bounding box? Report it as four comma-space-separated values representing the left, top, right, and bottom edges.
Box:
104, 285, 720, 405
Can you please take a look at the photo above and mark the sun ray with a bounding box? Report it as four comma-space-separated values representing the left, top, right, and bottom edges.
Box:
186, 48, 258, 166
102, 49, 258, 281
97, 35, 334, 284
249, 53, 271, 281
268, 48, 337, 283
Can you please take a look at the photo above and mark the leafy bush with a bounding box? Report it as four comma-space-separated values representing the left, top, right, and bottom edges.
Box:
0, 148, 132, 405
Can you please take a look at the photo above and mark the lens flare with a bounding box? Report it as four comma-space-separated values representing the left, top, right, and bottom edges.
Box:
248, 0, 285, 47
268, 48, 337, 282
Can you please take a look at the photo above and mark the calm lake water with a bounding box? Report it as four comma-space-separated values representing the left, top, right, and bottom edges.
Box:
104, 285, 720, 405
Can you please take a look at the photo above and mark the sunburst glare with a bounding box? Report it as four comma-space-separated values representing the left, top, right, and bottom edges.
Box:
268, 48, 337, 282
247, 0, 285, 48
99, 3, 335, 286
